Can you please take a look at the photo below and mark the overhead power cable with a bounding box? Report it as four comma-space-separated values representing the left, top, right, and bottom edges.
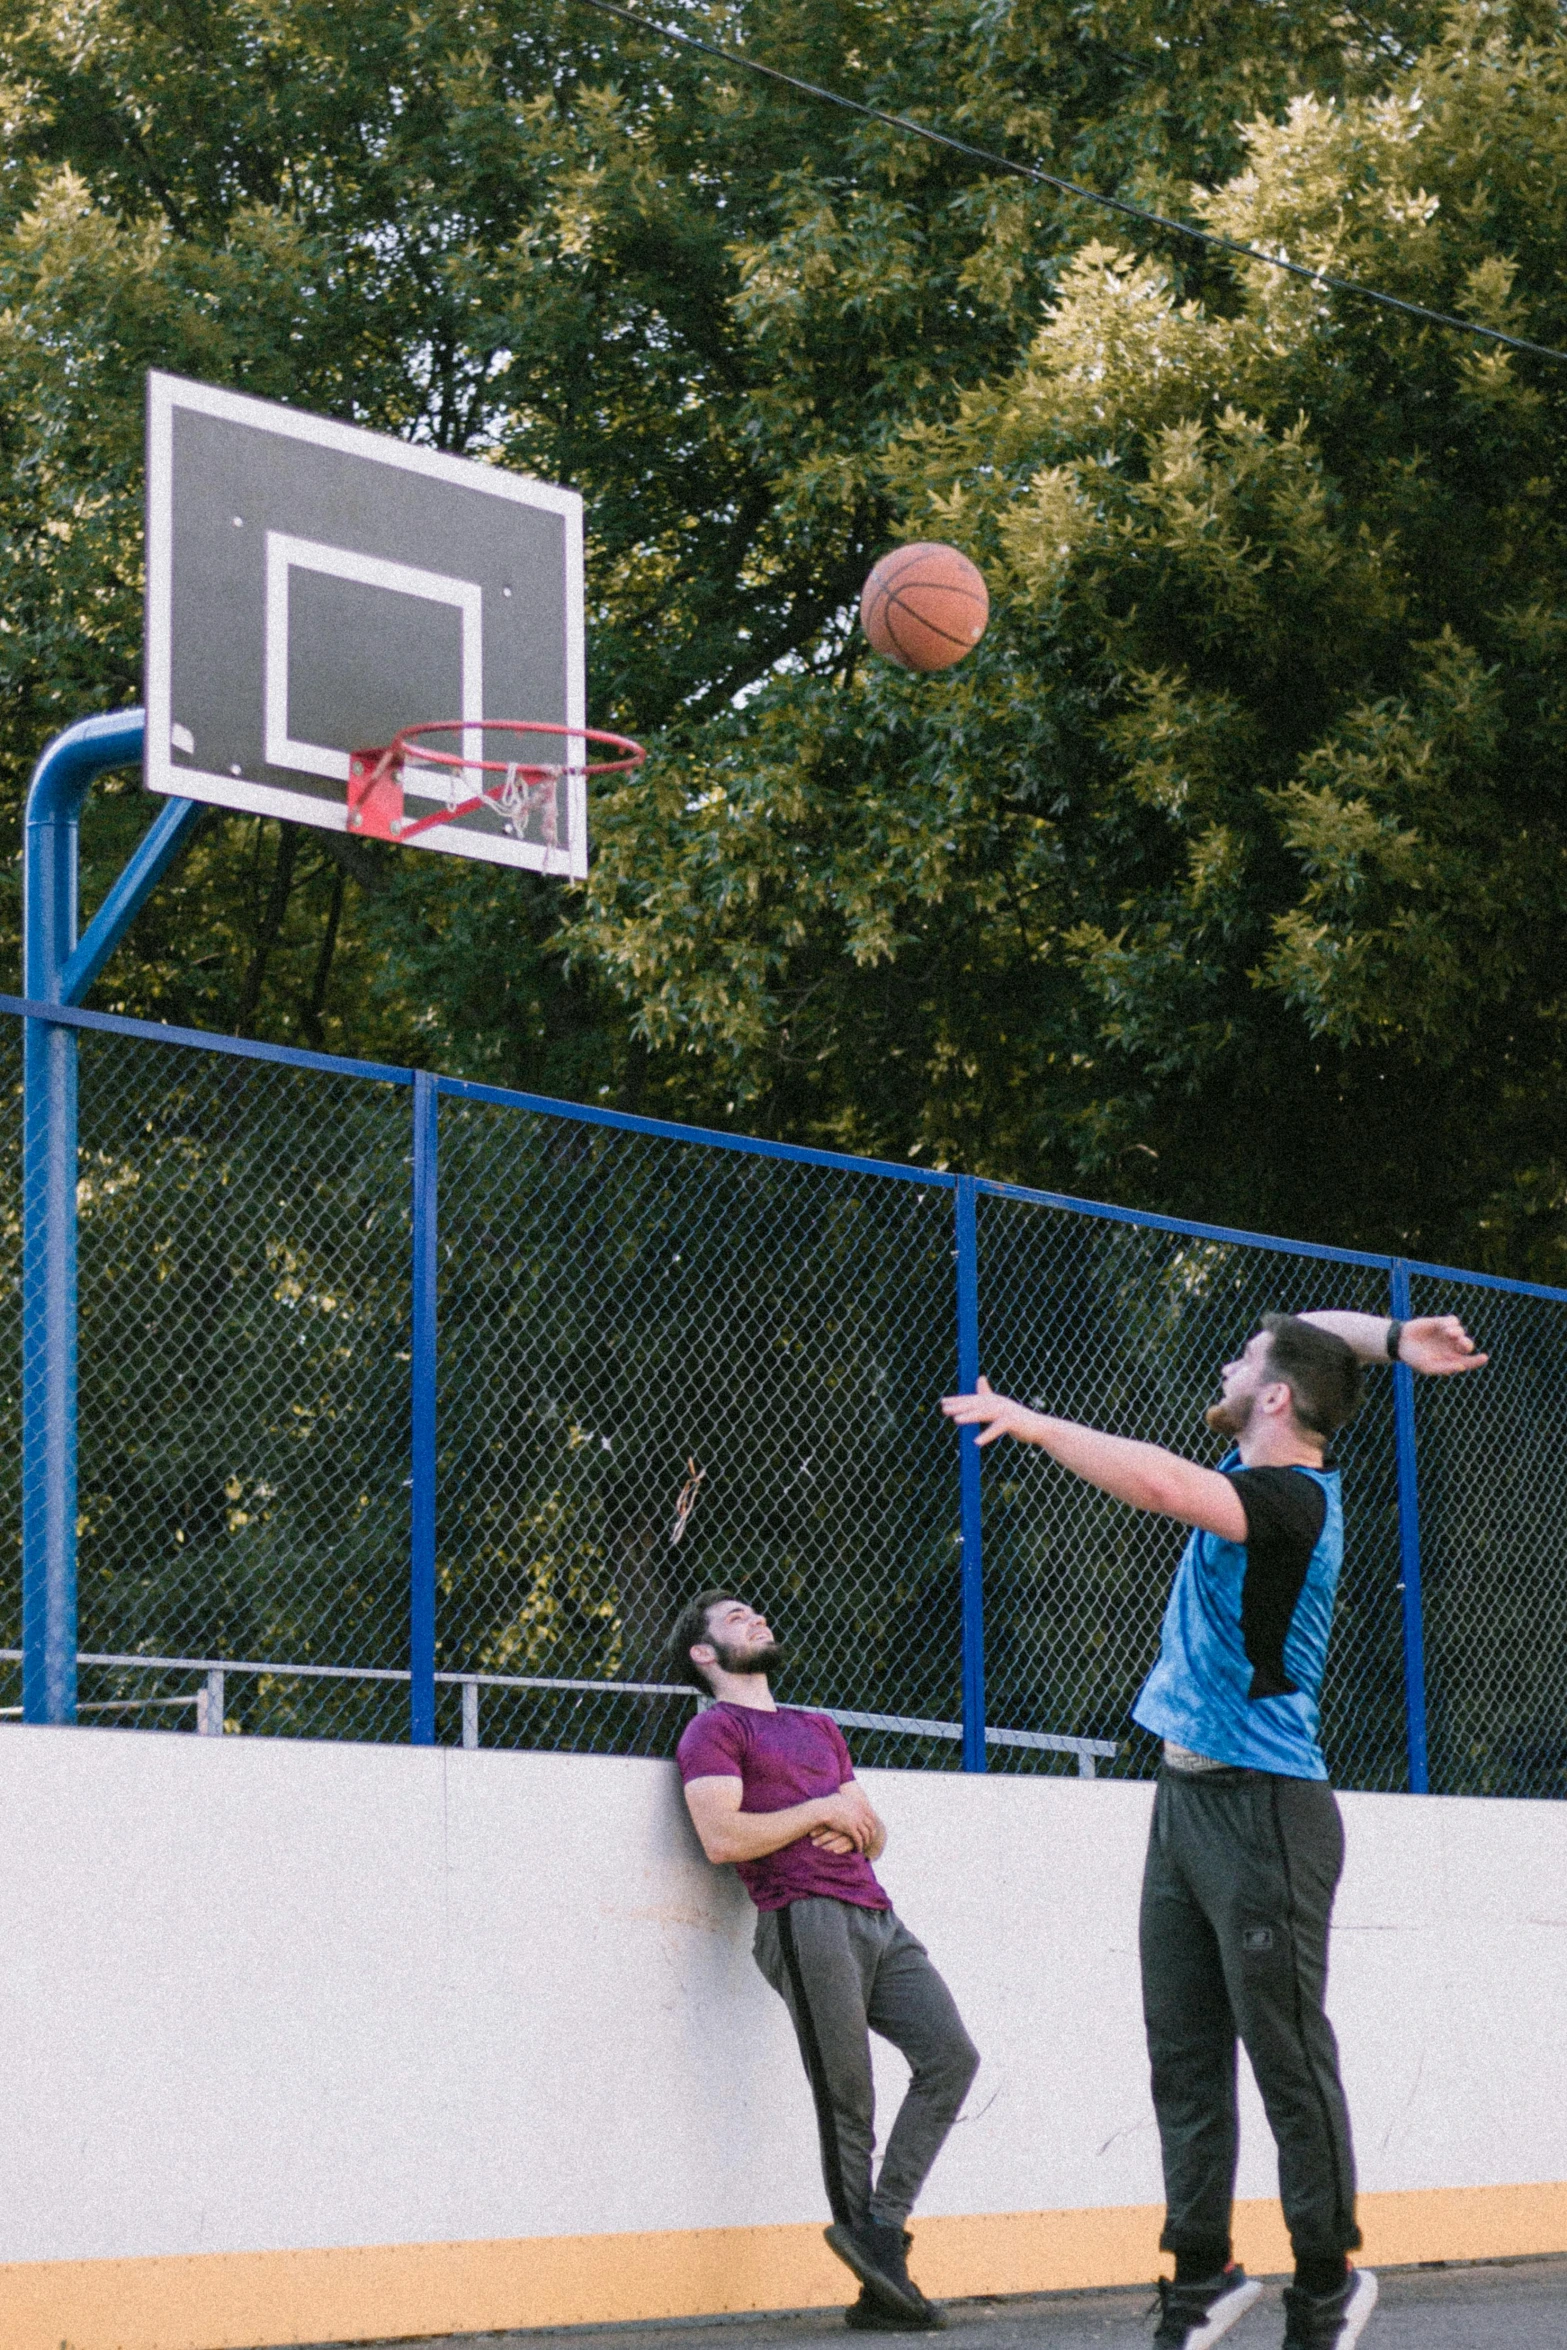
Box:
568, 0, 1567, 366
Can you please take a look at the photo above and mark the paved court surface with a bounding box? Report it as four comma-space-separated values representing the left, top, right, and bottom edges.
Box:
305, 2254, 1567, 2350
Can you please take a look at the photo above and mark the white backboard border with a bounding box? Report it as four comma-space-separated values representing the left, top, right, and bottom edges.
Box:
144, 370, 589, 879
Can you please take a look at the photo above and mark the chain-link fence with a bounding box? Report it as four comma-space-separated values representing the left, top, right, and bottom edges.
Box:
434, 1087, 962, 1768
1410, 1272, 1567, 1798
73, 1028, 414, 1744
4, 998, 1564, 1798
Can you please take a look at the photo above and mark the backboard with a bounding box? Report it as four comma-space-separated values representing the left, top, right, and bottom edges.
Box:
144, 371, 588, 876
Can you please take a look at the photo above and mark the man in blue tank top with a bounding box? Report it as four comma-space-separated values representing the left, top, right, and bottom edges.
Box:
944, 1308, 1486, 2350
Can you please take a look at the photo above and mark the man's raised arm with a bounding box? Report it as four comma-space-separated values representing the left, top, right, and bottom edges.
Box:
938, 1382, 1245, 1539
1298, 1311, 1488, 1374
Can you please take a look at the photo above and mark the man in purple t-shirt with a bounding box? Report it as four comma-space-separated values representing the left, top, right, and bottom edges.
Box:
671, 1588, 979, 2334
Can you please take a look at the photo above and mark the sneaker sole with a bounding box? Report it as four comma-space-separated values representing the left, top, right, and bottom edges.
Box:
1336, 2270, 1378, 2347
843, 2307, 946, 2334
1177, 2275, 1265, 2350
823, 2227, 936, 2325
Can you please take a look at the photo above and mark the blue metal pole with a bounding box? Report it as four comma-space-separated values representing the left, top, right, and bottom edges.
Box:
21, 1005, 79, 1726
1389, 1259, 1431, 1794
955, 1175, 986, 1772
409, 1070, 439, 1744
22, 711, 200, 1725
60, 793, 207, 1006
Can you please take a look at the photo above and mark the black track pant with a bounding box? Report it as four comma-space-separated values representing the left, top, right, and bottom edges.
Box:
753, 1897, 979, 2229
1139, 1767, 1361, 2263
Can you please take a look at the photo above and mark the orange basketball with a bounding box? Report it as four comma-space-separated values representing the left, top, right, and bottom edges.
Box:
859, 543, 989, 672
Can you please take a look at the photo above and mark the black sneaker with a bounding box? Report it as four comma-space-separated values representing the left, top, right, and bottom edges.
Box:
1282, 2269, 1377, 2348
1152, 2265, 1264, 2348
824, 2221, 940, 2326
844, 2283, 946, 2332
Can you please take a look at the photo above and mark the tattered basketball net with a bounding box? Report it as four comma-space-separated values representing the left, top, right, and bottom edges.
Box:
669, 1456, 707, 1547
347, 720, 646, 855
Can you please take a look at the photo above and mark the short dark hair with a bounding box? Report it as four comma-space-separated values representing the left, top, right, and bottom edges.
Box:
1259, 1313, 1364, 1442
667, 1589, 743, 1693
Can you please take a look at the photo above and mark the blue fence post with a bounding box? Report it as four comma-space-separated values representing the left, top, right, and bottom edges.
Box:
409, 1071, 439, 1744
1390, 1259, 1431, 1794
21, 710, 199, 1727
21, 1006, 79, 1729
955, 1176, 986, 1771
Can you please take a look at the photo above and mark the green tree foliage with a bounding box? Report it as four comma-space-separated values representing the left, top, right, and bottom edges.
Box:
3, 0, 1564, 1270
577, 2, 1567, 1273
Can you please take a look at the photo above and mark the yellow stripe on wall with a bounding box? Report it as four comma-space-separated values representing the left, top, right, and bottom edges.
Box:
10, 2182, 1567, 2350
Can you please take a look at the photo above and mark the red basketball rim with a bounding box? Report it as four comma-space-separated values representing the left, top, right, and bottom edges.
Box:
347, 719, 646, 844
389, 718, 646, 778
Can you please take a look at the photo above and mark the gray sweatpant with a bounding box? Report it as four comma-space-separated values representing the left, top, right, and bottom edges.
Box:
753, 1898, 979, 2229
1140, 1766, 1361, 2263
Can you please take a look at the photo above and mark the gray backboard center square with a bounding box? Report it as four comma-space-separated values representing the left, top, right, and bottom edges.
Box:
145, 371, 587, 876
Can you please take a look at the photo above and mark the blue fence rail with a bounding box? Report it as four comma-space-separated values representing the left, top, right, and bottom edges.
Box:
4, 989, 1566, 1798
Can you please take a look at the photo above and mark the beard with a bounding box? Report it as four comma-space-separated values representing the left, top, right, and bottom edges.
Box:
711, 1637, 785, 1677
1204, 1390, 1255, 1439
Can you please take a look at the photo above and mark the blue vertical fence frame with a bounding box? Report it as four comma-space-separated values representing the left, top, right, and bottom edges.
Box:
21, 711, 202, 1724
1389, 1259, 1430, 1794
409, 1071, 439, 1744
20, 992, 79, 1726
954, 1176, 986, 1771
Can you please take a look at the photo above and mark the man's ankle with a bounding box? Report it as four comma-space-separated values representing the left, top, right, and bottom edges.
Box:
1294, 2254, 1350, 2297
1173, 2241, 1232, 2283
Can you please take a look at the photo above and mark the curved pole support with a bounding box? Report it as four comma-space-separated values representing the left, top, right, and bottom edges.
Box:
21, 712, 201, 1724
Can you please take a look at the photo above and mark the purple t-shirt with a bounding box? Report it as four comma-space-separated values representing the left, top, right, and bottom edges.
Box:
676, 1703, 890, 1914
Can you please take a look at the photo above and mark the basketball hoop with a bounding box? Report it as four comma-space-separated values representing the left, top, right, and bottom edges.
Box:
347, 720, 646, 851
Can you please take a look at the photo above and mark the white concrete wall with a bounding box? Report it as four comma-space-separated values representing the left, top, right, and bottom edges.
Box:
1, 1724, 1565, 2265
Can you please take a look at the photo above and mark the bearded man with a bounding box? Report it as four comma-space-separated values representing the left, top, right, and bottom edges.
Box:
670, 1590, 979, 2333
943, 1309, 1486, 2350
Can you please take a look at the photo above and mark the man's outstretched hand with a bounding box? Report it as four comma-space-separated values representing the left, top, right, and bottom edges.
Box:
1401, 1316, 1489, 1376
940, 1375, 1037, 1447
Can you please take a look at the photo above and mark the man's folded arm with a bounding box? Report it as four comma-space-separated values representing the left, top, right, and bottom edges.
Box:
828, 1775, 887, 1861
683, 1773, 877, 1864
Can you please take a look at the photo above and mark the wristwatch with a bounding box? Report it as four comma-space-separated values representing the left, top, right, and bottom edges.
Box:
1386, 1319, 1404, 1363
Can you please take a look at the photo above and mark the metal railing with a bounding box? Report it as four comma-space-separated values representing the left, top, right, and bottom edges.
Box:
2, 992, 1565, 1797
0, 1649, 1120, 1774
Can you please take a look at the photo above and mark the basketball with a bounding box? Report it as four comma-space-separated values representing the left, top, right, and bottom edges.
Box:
859, 542, 989, 672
